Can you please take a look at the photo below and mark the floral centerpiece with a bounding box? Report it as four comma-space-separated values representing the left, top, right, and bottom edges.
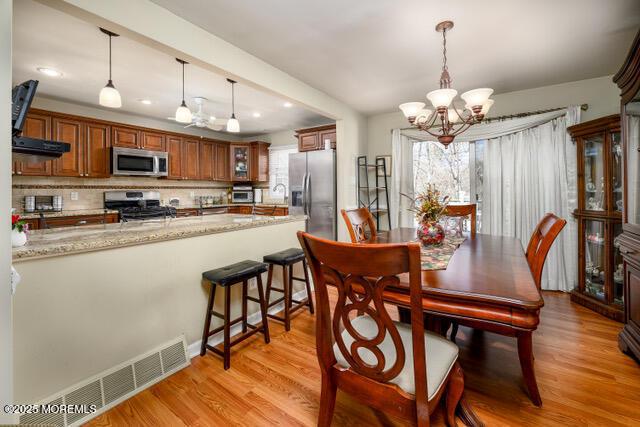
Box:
403, 185, 449, 246
11, 211, 29, 247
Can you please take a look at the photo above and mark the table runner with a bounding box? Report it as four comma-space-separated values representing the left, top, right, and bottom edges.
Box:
419, 235, 466, 270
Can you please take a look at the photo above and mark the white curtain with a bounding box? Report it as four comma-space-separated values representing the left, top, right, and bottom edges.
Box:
482, 106, 581, 291
391, 129, 415, 228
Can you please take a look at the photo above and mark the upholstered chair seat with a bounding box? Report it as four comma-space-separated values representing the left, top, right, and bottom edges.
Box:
334, 315, 459, 400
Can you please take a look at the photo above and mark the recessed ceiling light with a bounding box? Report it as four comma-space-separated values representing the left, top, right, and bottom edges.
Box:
37, 67, 62, 77
283, 102, 293, 108
138, 99, 152, 105
252, 112, 261, 118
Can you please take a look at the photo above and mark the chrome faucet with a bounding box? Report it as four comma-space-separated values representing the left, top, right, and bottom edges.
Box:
272, 183, 288, 203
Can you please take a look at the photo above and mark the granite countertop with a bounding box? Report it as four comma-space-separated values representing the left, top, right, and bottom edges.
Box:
13, 213, 306, 262
177, 203, 288, 209
17, 209, 120, 220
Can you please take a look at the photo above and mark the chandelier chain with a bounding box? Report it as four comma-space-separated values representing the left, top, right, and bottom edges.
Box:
442, 28, 447, 73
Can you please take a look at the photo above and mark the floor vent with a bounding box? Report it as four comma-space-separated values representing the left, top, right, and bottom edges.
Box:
19, 335, 189, 427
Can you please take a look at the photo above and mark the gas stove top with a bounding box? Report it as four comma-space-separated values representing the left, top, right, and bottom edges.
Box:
104, 190, 176, 222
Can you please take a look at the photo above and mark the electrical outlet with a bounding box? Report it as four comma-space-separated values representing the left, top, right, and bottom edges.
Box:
190, 191, 195, 198
70, 192, 78, 201
249, 278, 257, 290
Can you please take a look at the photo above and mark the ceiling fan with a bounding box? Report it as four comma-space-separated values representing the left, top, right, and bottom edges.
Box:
168, 97, 227, 131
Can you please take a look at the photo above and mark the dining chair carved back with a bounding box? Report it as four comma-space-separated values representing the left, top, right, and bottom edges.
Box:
525, 213, 567, 290
442, 204, 476, 238
297, 231, 464, 427
341, 208, 377, 243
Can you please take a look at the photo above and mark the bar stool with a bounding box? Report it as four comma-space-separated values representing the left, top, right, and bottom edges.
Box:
200, 260, 270, 370
264, 248, 314, 331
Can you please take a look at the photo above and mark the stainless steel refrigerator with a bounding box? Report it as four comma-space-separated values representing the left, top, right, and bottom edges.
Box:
289, 150, 337, 240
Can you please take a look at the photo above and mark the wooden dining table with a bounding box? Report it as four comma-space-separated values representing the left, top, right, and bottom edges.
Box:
368, 228, 545, 407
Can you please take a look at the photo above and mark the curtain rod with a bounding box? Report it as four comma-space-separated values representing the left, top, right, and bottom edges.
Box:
397, 103, 589, 131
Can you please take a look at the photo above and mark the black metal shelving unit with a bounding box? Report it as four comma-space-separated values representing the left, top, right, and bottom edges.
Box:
356, 155, 391, 230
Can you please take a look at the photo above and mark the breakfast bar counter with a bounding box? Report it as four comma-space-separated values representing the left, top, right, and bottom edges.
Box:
12, 213, 304, 261
12, 214, 307, 403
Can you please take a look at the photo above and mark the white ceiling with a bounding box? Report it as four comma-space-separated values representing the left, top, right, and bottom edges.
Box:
12, 0, 332, 136
150, 0, 640, 115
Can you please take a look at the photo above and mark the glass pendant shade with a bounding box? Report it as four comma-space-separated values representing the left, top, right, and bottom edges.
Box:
414, 108, 433, 124
227, 116, 240, 133
399, 102, 426, 118
426, 88, 457, 108
99, 81, 121, 108
480, 99, 494, 115
175, 101, 192, 123
460, 88, 493, 108
447, 108, 462, 123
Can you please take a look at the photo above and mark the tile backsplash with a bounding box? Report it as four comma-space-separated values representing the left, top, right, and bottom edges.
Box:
12, 176, 272, 212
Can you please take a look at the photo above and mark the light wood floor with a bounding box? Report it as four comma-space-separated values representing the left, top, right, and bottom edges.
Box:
87, 292, 640, 426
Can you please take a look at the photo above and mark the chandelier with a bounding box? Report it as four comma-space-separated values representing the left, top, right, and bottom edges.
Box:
399, 21, 494, 148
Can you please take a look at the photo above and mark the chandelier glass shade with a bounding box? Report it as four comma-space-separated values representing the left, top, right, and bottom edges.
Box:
399, 21, 494, 147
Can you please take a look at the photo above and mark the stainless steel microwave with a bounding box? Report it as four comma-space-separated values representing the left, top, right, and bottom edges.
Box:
112, 147, 168, 177
231, 184, 254, 203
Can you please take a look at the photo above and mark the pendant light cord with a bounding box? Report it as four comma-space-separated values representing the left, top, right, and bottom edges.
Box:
181, 61, 185, 102
231, 82, 235, 117
108, 34, 112, 81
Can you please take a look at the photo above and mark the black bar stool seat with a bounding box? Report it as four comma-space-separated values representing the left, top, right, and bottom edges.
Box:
264, 248, 314, 331
203, 260, 268, 285
263, 248, 306, 265
200, 260, 270, 370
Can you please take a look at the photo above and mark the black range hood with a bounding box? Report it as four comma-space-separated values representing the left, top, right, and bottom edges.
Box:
11, 80, 70, 161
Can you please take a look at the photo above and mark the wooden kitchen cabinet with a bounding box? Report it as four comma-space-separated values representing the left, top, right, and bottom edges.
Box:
249, 141, 270, 182
230, 144, 250, 181
199, 141, 215, 180
112, 126, 140, 149
28, 213, 119, 230
84, 122, 111, 178
52, 117, 83, 177
296, 124, 336, 152
228, 205, 253, 215
215, 143, 230, 181
176, 208, 200, 217
14, 112, 52, 176
140, 131, 166, 151
165, 137, 200, 180
166, 136, 184, 179
183, 139, 200, 180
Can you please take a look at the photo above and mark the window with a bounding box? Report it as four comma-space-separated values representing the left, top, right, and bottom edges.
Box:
268, 145, 297, 200
412, 140, 484, 231
413, 141, 471, 202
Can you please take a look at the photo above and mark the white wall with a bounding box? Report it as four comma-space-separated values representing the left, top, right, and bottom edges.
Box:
33, 96, 240, 142
367, 75, 620, 158
0, 0, 14, 422
243, 129, 298, 147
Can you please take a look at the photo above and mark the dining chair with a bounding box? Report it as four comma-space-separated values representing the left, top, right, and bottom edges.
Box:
450, 212, 566, 344
341, 207, 377, 243
524, 213, 567, 290
297, 231, 464, 427
442, 204, 476, 238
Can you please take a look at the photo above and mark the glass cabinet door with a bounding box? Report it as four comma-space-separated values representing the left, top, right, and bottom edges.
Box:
613, 223, 624, 306
611, 131, 623, 214
231, 145, 249, 180
583, 135, 605, 211
584, 219, 606, 300
626, 101, 640, 224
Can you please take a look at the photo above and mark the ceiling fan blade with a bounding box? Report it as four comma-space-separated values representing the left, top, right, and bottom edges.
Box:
207, 124, 224, 131
184, 123, 195, 128
213, 118, 228, 126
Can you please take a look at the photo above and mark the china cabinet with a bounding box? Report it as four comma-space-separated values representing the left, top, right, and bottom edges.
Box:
614, 28, 640, 361
569, 115, 623, 321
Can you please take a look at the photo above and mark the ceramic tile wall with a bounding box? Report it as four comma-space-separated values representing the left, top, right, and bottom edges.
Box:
12, 176, 233, 212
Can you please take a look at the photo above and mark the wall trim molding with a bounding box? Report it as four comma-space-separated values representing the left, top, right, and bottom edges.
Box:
12, 184, 231, 190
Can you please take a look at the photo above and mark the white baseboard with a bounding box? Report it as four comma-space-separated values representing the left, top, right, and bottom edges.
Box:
187, 288, 312, 359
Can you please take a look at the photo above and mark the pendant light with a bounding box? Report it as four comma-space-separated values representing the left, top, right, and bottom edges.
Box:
98, 28, 122, 108
226, 78, 240, 133
175, 58, 192, 124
